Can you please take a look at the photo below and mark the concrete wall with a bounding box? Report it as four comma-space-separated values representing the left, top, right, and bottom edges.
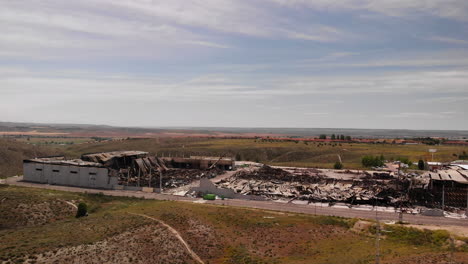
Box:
23, 162, 117, 189
190, 178, 266, 201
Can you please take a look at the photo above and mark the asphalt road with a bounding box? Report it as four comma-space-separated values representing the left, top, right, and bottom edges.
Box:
4, 176, 468, 227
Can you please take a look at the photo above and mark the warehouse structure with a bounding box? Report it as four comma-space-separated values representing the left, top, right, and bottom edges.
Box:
23, 151, 232, 190
23, 151, 161, 189
423, 165, 468, 208
23, 156, 116, 189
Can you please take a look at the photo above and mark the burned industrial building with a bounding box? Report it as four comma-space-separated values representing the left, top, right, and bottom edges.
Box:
214, 166, 410, 206
22, 150, 468, 211
23, 151, 232, 191
410, 165, 468, 209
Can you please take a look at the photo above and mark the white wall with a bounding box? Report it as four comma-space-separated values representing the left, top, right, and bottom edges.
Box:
23, 162, 116, 189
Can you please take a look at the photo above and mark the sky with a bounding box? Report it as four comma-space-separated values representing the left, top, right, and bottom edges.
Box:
1, 0, 468, 130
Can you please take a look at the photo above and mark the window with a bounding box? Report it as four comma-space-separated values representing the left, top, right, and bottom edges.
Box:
70, 171, 78, 174
35, 168, 42, 171
89, 172, 97, 175
53, 169, 60, 172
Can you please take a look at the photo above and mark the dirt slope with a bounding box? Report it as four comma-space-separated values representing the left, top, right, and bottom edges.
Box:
25, 224, 196, 264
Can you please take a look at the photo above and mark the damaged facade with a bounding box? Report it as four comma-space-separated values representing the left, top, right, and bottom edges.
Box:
23, 151, 229, 190
411, 165, 468, 208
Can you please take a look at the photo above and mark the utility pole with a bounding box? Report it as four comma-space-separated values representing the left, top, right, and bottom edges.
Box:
375, 210, 381, 264
159, 170, 163, 194
149, 168, 152, 188
137, 168, 140, 187
442, 184, 445, 211
466, 186, 468, 217
127, 167, 130, 186
398, 203, 403, 223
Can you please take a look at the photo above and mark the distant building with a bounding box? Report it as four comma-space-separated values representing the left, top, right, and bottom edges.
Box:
427, 162, 444, 171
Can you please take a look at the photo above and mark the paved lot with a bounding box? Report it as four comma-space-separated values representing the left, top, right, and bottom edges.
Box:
4, 176, 468, 227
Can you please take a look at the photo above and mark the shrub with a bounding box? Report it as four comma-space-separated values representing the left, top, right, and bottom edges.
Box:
361, 155, 384, 167
334, 161, 343, 169
384, 225, 450, 247
418, 160, 425, 170
75, 202, 88, 218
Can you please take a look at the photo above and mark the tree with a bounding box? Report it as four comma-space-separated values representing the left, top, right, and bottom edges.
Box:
380, 154, 385, 162
345, 136, 352, 141
331, 134, 336, 140
460, 151, 468, 160
361, 155, 385, 167
334, 161, 343, 169
319, 134, 327, 139
396, 157, 412, 166
340, 135, 345, 140
418, 160, 425, 170
235, 153, 242, 161
76, 202, 88, 218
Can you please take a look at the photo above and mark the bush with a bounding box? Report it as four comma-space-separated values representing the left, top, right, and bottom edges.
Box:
334, 161, 343, 169
418, 160, 425, 170
361, 155, 385, 167
76, 202, 88, 218
384, 225, 450, 246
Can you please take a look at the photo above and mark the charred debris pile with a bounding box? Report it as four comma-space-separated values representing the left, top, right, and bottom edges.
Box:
81, 151, 226, 189
216, 165, 410, 206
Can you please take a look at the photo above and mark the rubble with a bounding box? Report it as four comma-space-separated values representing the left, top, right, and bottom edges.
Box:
215, 165, 409, 206
85, 151, 225, 189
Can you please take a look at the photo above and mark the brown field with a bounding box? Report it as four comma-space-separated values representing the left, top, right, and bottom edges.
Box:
1, 185, 468, 264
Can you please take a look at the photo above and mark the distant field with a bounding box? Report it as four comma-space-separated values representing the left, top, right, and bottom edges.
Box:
1, 137, 467, 178
61, 138, 468, 169
1, 185, 466, 263
14, 136, 96, 145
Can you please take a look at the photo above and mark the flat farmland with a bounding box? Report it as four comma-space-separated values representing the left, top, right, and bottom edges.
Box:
62, 138, 468, 169
2, 137, 467, 179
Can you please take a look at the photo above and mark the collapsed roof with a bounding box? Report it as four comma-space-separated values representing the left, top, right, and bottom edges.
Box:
24, 157, 104, 167
81, 151, 148, 164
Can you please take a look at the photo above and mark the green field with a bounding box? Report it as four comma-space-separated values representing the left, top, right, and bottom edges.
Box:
1, 137, 467, 178
1, 185, 466, 264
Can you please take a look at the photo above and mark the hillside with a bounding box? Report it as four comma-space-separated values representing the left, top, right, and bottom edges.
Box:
1, 185, 468, 264
0, 139, 59, 178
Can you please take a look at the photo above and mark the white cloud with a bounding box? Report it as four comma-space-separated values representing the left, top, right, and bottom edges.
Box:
385, 112, 457, 119
269, 0, 468, 21
185, 40, 231, 49
428, 36, 468, 45
0, 0, 353, 60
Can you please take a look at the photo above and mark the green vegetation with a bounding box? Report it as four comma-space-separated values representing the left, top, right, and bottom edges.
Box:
459, 151, 468, 160
75, 202, 88, 218
384, 225, 450, 247
396, 157, 412, 166
361, 155, 385, 167
333, 161, 343, 169
418, 159, 425, 170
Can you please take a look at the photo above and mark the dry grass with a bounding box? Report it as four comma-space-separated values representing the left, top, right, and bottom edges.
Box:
1, 185, 468, 263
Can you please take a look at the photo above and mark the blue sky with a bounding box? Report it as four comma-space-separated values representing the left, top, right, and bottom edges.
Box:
1, 0, 468, 129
